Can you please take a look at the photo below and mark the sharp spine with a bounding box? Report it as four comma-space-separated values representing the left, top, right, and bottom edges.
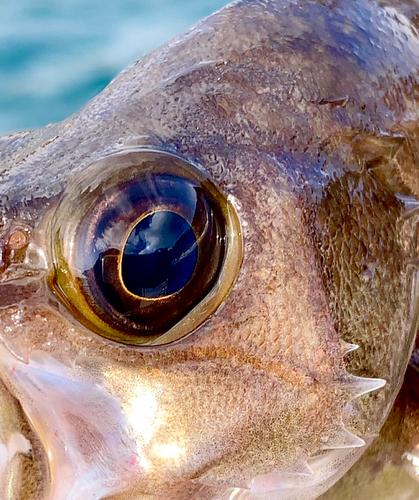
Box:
342, 375, 386, 400
283, 449, 314, 476
340, 340, 359, 357
321, 426, 366, 450
286, 461, 313, 476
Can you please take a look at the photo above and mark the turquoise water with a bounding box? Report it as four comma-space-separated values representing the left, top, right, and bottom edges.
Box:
0, 0, 227, 135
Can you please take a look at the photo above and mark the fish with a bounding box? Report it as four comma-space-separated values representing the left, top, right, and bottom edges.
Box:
1, 0, 419, 498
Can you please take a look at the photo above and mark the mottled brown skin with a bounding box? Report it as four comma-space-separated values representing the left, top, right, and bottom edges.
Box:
1, 0, 419, 499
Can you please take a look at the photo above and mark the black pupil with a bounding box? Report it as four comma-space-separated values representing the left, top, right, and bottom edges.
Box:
121, 211, 198, 298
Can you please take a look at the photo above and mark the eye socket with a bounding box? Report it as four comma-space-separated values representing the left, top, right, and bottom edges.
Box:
49, 149, 242, 345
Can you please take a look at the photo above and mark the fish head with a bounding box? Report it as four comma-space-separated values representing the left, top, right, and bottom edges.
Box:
1, 1, 419, 499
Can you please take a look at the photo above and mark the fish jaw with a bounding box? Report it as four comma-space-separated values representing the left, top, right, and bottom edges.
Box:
0, 340, 346, 500
0, 344, 139, 500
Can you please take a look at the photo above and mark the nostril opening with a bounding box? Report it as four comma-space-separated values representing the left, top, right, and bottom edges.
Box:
0, 226, 31, 274
7, 230, 29, 252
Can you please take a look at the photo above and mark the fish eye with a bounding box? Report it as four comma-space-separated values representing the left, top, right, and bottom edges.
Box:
49, 149, 242, 345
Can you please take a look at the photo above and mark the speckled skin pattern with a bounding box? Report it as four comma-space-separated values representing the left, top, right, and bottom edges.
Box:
1, 0, 419, 499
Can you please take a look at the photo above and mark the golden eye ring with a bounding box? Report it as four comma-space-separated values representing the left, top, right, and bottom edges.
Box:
49, 148, 243, 346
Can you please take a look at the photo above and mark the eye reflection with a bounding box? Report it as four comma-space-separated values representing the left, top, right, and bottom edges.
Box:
121, 211, 198, 299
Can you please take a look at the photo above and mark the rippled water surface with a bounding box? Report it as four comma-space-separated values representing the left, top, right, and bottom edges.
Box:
0, 0, 226, 135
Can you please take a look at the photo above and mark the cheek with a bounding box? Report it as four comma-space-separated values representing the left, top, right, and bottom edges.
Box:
0, 327, 345, 497
204, 165, 343, 372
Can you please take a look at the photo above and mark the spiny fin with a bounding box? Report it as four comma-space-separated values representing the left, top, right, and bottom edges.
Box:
321, 426, 365, 450
341, 375, 386, 400
340, 340, 359, 357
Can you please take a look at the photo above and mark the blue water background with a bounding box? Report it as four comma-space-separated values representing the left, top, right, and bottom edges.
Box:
0, 0, 227, 135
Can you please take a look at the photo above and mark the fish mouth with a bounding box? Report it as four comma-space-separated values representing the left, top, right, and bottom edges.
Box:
0, 343, 138, 500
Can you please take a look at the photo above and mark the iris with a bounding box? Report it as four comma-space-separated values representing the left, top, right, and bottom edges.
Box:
51, 149, 242, 344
